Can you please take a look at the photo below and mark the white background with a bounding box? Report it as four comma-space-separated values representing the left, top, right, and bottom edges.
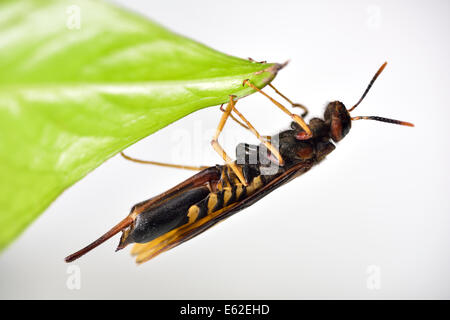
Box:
1, 0, 449, 299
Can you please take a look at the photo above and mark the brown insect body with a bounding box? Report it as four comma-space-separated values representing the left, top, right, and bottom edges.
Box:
64, 102, 369, 263
120, 115, 337, 242
65, 63, 413, 264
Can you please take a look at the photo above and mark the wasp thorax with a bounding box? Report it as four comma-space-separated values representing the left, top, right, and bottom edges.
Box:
324, 101, 351, 142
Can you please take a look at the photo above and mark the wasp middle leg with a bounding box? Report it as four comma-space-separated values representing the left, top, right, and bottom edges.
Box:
219, 104, 249, 130
243, 80, 312, 140
230, 105, 284, 166
211, 95, 249, 186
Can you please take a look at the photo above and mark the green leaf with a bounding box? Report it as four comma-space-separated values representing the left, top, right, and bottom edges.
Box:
0, 0, 282, 249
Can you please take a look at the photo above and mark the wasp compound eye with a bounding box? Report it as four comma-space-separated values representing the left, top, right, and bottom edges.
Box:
324, 101, 351, 142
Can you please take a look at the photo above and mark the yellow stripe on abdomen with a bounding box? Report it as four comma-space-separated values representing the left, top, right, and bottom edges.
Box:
187, 205, 200, 224
207, 193, 218, 213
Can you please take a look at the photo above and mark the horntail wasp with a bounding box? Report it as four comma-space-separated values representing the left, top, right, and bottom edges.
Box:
65, 62, 413, 264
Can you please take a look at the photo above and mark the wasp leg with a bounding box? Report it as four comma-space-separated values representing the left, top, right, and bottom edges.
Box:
268, 83, 309, 118
120, 152, 209, 171
243, 80, 313, 140
230, 105, 284, 166
211, 96, 248, 186
248, 57, 267, 64
219, 104, 271, 141
220, 104, 249, 130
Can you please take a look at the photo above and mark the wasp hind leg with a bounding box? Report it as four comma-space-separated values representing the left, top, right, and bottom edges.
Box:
120, 152, 209, 171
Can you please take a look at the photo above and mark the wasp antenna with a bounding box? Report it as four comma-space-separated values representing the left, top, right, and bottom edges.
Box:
64, 216, 134, 263
351, 116, 414, 127
348, 62, 387, 112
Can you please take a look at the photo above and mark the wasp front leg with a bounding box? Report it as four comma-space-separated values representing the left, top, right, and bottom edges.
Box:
268, 83, 309, 118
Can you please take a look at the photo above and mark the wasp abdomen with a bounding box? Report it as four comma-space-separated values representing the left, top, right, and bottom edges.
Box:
126, 186, 210, 244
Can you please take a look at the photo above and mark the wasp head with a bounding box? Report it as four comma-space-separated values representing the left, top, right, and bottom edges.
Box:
324, 101, 352, 142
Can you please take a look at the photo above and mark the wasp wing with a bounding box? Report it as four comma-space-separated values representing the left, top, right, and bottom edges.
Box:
131, 160, 313, 263
65, 166, 221, 262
